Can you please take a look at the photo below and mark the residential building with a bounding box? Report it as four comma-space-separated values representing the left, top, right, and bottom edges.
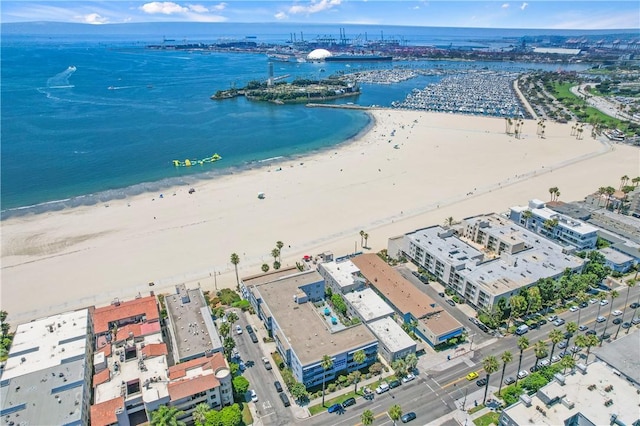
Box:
240, 268, 378, 389
366, 317, 416, 362
317, 260, 365, 294
165, 284, 223, 362
510, 199, 599, 250
596, 230, 640, 265
588, 208, 640, 243
499, 362, 639, 426
90, 296, 232, 426
351, 254, 464, 347
394, 214, 585, 310
591, 330, 640, 386
598, 247, 634, 273
343, 288, 395, 323
0, 309, 93, 426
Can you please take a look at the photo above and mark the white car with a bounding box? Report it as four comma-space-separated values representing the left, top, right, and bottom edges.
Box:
569, 306, 579, 312
236, 325, 243, 334
375, 383, 390, 394
596, 316, 606, 323
612, 310, 623, 316
517, 370, 529, 379
548, 315, 558, 322
250, 389, 258, 402
600, 300, 609, 306
402, 373, 416, 383
540, 359, 550, 367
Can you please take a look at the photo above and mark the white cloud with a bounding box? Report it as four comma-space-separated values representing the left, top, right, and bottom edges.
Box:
413, 5, 420, 10
520, 2, 528, 11
140, 2, 189, 15
274, 11, 288, 20
502, 3, 509, 9
82, 13, 109, 24
211, 2, 227, 11
288, 0, 342, 16
188, 4, 209, 13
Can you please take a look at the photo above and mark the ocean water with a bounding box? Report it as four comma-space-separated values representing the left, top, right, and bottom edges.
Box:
1, 23, 603, 216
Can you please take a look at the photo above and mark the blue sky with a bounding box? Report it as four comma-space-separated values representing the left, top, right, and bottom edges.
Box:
2, 1, 638, 29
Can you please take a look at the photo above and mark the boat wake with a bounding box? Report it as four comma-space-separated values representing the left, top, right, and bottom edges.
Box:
46, 66, 76, 89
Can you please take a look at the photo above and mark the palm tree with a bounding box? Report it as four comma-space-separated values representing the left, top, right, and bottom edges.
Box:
276, 241, 284, 261
388, 404, 403, 426
361, 409, 375, 426
360, 230, 365, 247
392, 359, 407, 377
600, 290, 619, 346
498, 351, 512, 396
261, 263, 270, 273
271, 248, 280, 263
632, 176, 640, 187
619, 175, 629, 191
582, 334, 599, 363
349, 370, 362, 394
515, 336, 529, 385
604, 186, 616, 210
627, 278, 638, 335
575, 292, 589, 327
564, 321, 578, 351
0, 311, 7, 324
353, 349, 367, 368
230, 253, 240, 289
444, 216, 455, 227
363, 233, 369, 249
521, 210, 532, 227
321, 355, 333, 407
621, 279, 636, 336
226, 311, 238, 325
597, 187, 607, 207
192, 403, 209, 426
218, 322, 230, 338
482, 355, 499, 404
533, 340, 549, 369
548, 329, 563, 361
405, 353, 418, 372
560, 355, 575, 374
150, 405, 185, 426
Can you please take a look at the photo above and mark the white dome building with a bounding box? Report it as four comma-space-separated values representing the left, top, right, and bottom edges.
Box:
307, 48, 332, 62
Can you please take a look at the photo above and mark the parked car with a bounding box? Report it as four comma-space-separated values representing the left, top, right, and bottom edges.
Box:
540, 359, 550, 367
596, 316, 606, 323
622, 322, 631, 329
579, 302, 588, 308
438, 292, 445, 298
630, 302, 640, 309
389, 380, 401, 389
279, 392, 290, 407
402, 373, 416, 383
401, 412, 417, 423
548, 315, 558, 322
250, 389, 258, 403
558, 341, 567, 349
342, 397, 356, 408
612, 310, 623, 316
476, 378, 487, 387
274, 381, 283, 393
589, 298, 598, 304
586, 330, 597, 336
446, 299, 456, 307
250, 333, 259, 343
578, 325, 588, 331
537, 319, 548, 327
236, 325, 243, 334
632, 317, 640, 325
530, 365, 540, 373
466, 372, 479, 381
569, 306, 579, 312
375, 383, 390, 394
613, 318, 622, 325
504, 376, 516, 385
517, 370, 529, 379
328, 403, 343, 414
245, 325, 253, 333
551, 355, 561, 363
600, 300, 609, 306
553, 318, 565, 327
262, 357, 272, 370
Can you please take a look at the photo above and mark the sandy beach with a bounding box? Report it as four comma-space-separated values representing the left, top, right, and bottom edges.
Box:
2, 109, 638, 324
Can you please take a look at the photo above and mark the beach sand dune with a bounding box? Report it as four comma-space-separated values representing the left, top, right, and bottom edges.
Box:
2, 110, 638, 323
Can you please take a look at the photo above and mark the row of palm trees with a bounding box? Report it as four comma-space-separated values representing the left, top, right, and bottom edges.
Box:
359, 230, 369, 249
548, 186, 561, 202
320, 349, 367, 407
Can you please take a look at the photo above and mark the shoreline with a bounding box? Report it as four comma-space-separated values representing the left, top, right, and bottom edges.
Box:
0, 110, 375, 220
2, 109, 638, 324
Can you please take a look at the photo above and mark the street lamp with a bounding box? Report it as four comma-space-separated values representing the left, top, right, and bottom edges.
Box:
469, 333, 476, 351
454, 383, 469, 411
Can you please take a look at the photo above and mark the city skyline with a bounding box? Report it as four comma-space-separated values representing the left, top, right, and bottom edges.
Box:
2, 1, 639, 30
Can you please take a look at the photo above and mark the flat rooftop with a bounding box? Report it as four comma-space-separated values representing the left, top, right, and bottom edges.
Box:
1, 309, 90, 380
165, 284, 222, 361
1, 359, 89, 426
320, 260, 360, 289
344, 288, 394, 322
592, 330, 640, 385
502, 362, 640, 425
406, 226, 484, 270
254, 270, 377, 366
367, 317, 415, 353
421, 311, 464, 337
93, 295, 159, 334
527, 205, 599, 235
352, 253, 443, 318
599, 247, 634, 265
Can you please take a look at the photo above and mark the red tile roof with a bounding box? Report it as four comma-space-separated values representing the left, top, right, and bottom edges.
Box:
93, 296, 159, 334
93, 368, 111, 388
142, 343, 168, 358
168, 374, 219, 401
91, 396, 124, 426
168, 352, 226, 379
